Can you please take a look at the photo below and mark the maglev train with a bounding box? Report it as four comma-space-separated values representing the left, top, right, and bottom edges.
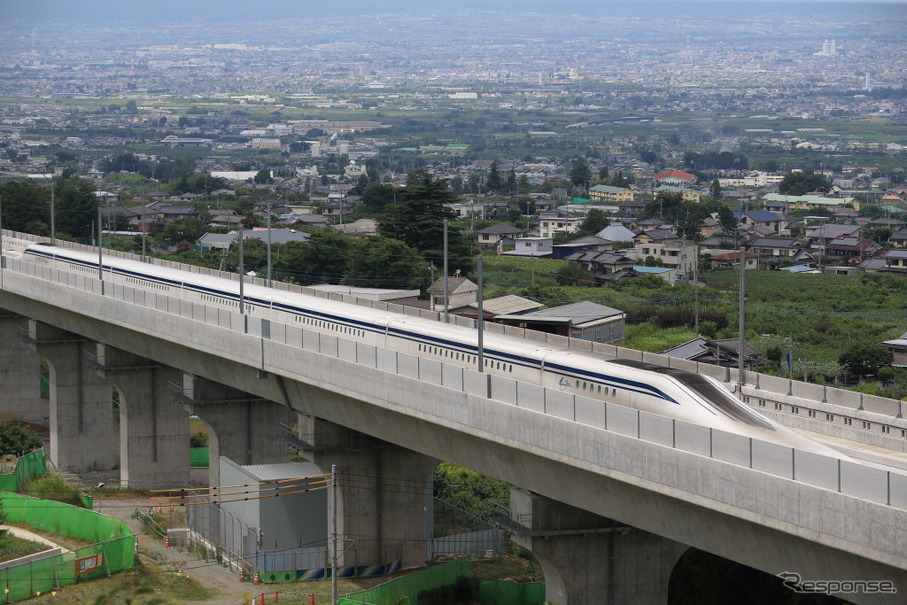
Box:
20, 242, 840, 455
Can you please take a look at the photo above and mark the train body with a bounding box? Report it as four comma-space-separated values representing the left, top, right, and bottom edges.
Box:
20, 242, 840, 455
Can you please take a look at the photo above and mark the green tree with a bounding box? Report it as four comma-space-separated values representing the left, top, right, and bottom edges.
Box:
345, 237, 427, 289
275, 230, 352, 284
485, 161, 502, 194
778, 172, 831, 196
378, 176, 473, 270
504, 168, 517, 195
253, 169, 273, 184
839, 344, 892, 378
710, 179, 722, 200
578, 208, 609, 236
0, 181, 50, 234
55, 177, 100, 240
159, 219, 209, 245
433, 462, 509, 521
361, 183, 398, 212
569, 157, 591, 189
0, 423, 42, 456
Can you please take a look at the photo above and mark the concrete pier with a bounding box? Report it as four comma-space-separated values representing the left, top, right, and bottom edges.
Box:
29, 322, 118, 473
180, 374, 292, 489
93, 344, 189, 489
300, 417, 436, 568
0, 312, 44, 423
510, 489, 688, 605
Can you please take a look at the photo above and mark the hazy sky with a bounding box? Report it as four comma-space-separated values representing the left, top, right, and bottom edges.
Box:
5, 0, 905, 24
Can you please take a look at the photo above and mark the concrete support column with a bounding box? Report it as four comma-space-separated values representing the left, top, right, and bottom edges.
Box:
0, 312, 44, 423
94, 344, 190, 489
301, 417, 436, 569
511, 489, 688, 605
181, 374, 291, 489
31, 322, 118, 473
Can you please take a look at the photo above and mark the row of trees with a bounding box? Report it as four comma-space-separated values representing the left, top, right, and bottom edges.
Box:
0, 179, 100, 241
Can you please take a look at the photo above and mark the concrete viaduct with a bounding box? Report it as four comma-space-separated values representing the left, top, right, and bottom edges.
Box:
1, 233, 906, 604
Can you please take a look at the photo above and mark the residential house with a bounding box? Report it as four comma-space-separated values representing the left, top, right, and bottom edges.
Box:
494, 301, 626, 343
654, 185, 700, 203
737, 211, 788, 235
475, 224, 526, 248
699, 215, 722, 238
748, 237, 804, 259
566, 251, 636, 280
427, 276, 477, 312
551, 236, 614, 260
503, 237, 553, 258
537, 210, 583, 238
705, 250, 759, 270
806, 224, 861, 246
452, 294, 543, 320
332, 218, 378, 238
762, 193, 860, 213
881, 332, 907, 368
889, 228, 907, 248
661, 337, 765, 370
654, 170, 696, 187
880, 250, 907, 274
588, 184, 635, 203
825, 237, 882, 262
616, 199, 646, 218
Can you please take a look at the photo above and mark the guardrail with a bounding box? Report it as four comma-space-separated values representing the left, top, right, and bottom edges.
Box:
3, 249, 907, 515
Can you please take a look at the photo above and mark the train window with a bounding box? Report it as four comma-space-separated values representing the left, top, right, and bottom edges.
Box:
844, 418, 852, 426
882, 426, 890, 435
597, 385, 601, 394
575, 380, 580, 388
902, 429, 906, 438
862, 421, 871, 430
791, 406, 799, 415
826, 413, 834, 421
508, 365, 512, 373
808, 410, 816, 418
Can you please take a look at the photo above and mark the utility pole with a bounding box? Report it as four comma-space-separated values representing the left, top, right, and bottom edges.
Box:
477, 254, 484, 372
238, 229, 245, 316
331, 464, 338, 605
737, 245, 746, 388
50, 177, 56, 245
266, 199, 273, 288
443, 219, 449, 322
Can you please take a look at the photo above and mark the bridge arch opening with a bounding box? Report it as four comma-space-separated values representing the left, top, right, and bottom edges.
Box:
668, 548, 854, 605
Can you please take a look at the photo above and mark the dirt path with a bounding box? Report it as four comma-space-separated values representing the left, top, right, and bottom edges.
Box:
94, 496, 261, 605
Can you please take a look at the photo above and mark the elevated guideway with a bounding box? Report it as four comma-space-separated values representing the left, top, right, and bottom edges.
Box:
1, 232, 906, 604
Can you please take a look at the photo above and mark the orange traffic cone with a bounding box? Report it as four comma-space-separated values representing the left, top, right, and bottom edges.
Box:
309, 592, 315, 605
274, 591, 279, 601
239, 569, 245, 582
259, 594, 265, 605
253, 572, 260, 585
164, 536, 170, 547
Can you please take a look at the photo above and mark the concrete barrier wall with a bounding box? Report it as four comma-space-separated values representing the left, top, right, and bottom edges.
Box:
794, 450, 839, 492
639, 411, 674, 447
712, 430, 751, 468
606, 403, 638, 438
841, 460, 889, 504
751, 441, 793, 478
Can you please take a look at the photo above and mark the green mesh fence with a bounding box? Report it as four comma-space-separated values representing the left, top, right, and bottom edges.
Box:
189, 447, 209, 468
477, 578, 546, 605
0, 493, 136, 603
338, 559, 471, 605
0, 449, 47, 492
